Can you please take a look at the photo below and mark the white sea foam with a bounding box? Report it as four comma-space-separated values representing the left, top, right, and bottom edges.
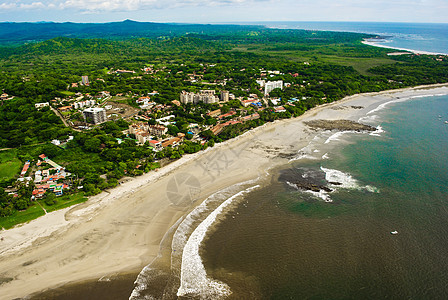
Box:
131, 179, 261, 299
129, 215, 186, 300
324, 131, 350, 144
290, 145, 318, 161
367, 98, 410, 115
358, 114, 378, 123
305, 190, 333, 202
370, 125, 385, 136
322, 153, 330, 160
365, 185, 380, 193
321, 167, 359, 189
367, 92, 448, 116
286, 181, 298, 189
321, 167, 380, 193
177, 185, 260, 299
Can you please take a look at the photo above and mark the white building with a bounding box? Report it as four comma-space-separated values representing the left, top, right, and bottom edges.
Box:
156, 115, 176, 126
136, 132, 152, 144
35, 102, 49, 109
81, 76, 89, 86
73, 100, 95, 110
220, 90, 229, 102
180, 91, 219, 104
264, 80, 283, 95
83, 107, 107, 124
149, 125, 168, 136
256, 80, 266, 87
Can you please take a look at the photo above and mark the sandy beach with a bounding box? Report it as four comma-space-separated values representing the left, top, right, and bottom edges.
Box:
362, 40, 447, 55
0, 83, 447, 299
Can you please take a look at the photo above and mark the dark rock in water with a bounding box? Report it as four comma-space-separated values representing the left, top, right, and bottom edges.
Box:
279, 168, 333, 194
304, 119, 376, 132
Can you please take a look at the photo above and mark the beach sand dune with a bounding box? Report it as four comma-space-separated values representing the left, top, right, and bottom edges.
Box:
0, 83, 447, 299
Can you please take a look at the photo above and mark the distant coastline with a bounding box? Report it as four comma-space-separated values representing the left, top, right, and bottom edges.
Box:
245, 21, 448, 55
362, 38, 447, 56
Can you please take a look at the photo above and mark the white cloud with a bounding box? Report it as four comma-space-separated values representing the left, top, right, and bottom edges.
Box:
20, 2, 46, 9
1, 1, 46, 10
0, 3, 18, 9
0, 0, 270, 13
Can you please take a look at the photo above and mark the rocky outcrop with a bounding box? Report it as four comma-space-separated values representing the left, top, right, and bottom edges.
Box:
304, 119, 376, 132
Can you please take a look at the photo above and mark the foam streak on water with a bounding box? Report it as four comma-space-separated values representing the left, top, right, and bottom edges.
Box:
177, 185, 260, 299
324, 131, 351, 144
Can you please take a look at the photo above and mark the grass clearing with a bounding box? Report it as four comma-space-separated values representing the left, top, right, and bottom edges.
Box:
320, 56, 397, 75
40, 192, 88, 213
59, 90, 76, 96
0, 193, 87, 229
0, 149, 22, 181
233, 44, 397, 75
0, 204, 45, 229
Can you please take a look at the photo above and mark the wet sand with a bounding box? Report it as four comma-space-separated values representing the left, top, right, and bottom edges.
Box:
0, 83, 447, 299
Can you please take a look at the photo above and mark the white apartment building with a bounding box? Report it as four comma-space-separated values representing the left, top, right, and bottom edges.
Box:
264, 80, 283, 95
180, 91, 219, 104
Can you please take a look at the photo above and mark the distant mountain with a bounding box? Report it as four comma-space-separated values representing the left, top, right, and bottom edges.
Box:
0, 20, 262, 45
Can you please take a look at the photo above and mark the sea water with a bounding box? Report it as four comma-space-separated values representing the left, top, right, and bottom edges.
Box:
243, 21, 448, 54
201, 95, 448, 299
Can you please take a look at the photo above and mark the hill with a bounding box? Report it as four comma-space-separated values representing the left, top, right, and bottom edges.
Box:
0, 20, 262, 45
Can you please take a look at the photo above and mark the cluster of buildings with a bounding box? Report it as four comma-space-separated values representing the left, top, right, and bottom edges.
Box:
15, 154, 71, 198
129, 122, 169, 145
180, 90, 229, 104
35, 102, 50, 109
73, 100, 96, 110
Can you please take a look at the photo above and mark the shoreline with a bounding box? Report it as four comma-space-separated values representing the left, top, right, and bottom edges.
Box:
1, 83, 448, 299
361, 39, 447, 56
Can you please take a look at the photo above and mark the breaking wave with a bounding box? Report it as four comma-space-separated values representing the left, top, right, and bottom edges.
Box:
324, 131, 351, 144
177, 185, 260, 299
321, 167, 359, 189
370, 125, 385, 136
321, 167, 379, 194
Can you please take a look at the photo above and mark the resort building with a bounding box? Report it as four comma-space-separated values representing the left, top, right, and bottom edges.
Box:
148, 140, 162, 151
136, 132, 152, 144
81, 76, 89, 86
35, 102, 50, 109
264, 80, 283, 95
83, 107, 107, 124
129, 122, 149, 135
149, 124, 168, 136
220, 90, 230, 102
180, 91, 219, 104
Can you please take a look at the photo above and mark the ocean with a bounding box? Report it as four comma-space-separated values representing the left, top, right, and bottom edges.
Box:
245, 21, 448, 55
199, 94, 448, 299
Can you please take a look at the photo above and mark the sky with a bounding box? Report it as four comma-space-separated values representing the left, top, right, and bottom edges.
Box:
0, 0, 447, 24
